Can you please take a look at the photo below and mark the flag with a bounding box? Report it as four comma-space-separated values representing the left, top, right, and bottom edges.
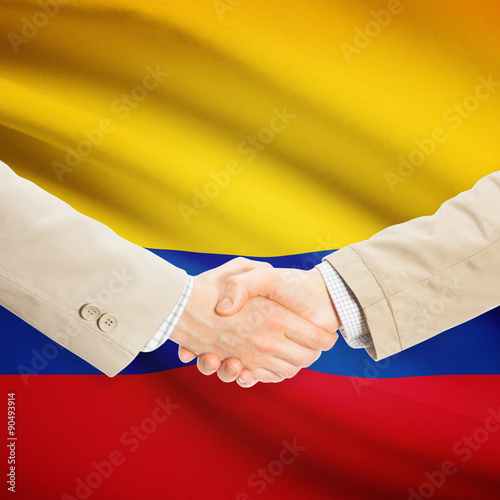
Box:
1, 1, 499, 498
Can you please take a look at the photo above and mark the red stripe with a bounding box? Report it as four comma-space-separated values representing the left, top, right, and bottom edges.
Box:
3, 368, 500, 499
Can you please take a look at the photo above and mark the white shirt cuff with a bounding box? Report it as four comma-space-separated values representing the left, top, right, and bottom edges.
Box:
316, 261, 373, 349
141, 275, 194, 352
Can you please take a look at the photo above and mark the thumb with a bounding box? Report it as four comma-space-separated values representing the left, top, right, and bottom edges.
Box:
216, 268, 280, 316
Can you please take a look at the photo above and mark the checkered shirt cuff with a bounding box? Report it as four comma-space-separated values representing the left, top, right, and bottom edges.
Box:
141, 275, 194, 352
316, 261, 373, 349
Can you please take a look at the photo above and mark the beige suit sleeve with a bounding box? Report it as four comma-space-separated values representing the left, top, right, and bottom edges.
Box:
0, 161, 187, 376
325, 171, 500, 361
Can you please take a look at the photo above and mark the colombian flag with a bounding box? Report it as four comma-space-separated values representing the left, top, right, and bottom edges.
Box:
1, 1, 499, 499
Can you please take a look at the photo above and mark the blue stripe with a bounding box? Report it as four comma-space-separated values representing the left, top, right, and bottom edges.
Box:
1, 249, 499, 377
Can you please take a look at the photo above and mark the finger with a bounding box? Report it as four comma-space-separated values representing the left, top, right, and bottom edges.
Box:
248, 367, 288, 383
312, 349, 322, 364
236, 369, 257, 388
197, 353, 222, 376
204, 257, 272, 288
217, 358, 245, 383
217, 268, 281, 316
268, 339, 321, 370
243, 352, 301, 381
233, 298, 327, 370
178, 346, 197, 363
220, 257, 272, 275
280, 306, 339, 353
250, 299, 336, 364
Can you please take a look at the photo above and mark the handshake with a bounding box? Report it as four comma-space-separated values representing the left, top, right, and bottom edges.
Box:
169, 258, 341, 388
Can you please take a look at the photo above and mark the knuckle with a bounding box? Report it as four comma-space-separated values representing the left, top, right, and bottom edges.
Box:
264, 303, 283, 328
260, 261, 273, 268
250, 369, 265, 382
247, 309, 265, 329
224, 358, 241, 374
261, 372, 282, 383
326, 336, 336, 350
198, 360, 213, 375
322, 332, 337, 351
236, 322, 252, 338
217, 370, 234, 383
253, 334, 274, 353
306, 329, 320, 350
303, 350, 321, 367
284, 366, 300, 379
234, 256, 249, 266
225, 275, 240, 287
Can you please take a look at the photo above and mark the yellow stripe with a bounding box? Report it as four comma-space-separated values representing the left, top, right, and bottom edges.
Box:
0, 0, 498, 254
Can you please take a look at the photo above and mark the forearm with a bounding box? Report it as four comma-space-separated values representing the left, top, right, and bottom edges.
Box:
325, 171, 500, 360
0, 161, 186, 376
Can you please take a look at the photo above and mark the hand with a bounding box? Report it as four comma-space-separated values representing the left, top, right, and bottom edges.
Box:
170, 259, 337, 384
196, 266, 341, 387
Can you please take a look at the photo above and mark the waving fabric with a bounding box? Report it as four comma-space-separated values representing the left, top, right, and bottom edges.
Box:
0, 1, 499, 499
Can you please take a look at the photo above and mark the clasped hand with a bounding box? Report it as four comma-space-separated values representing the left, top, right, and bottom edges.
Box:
169, 258, 340, 388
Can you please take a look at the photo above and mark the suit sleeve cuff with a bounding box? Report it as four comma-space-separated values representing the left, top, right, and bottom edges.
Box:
141, 275, 194, 352
316, 261, 373, 349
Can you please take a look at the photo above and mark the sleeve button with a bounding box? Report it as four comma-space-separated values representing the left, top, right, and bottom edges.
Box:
80, 304, 101, 321
98, 314, 118, 333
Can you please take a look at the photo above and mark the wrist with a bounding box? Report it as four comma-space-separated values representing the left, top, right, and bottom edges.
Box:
309, 267, 341, 333
169, 275, 220, 355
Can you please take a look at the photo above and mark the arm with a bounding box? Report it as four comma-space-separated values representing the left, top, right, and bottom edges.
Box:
326, 170, 500, 360
0, 161, 335, 379
199, 171, 500, 382
170, 259, 336, 383
0, 161, 187, 376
